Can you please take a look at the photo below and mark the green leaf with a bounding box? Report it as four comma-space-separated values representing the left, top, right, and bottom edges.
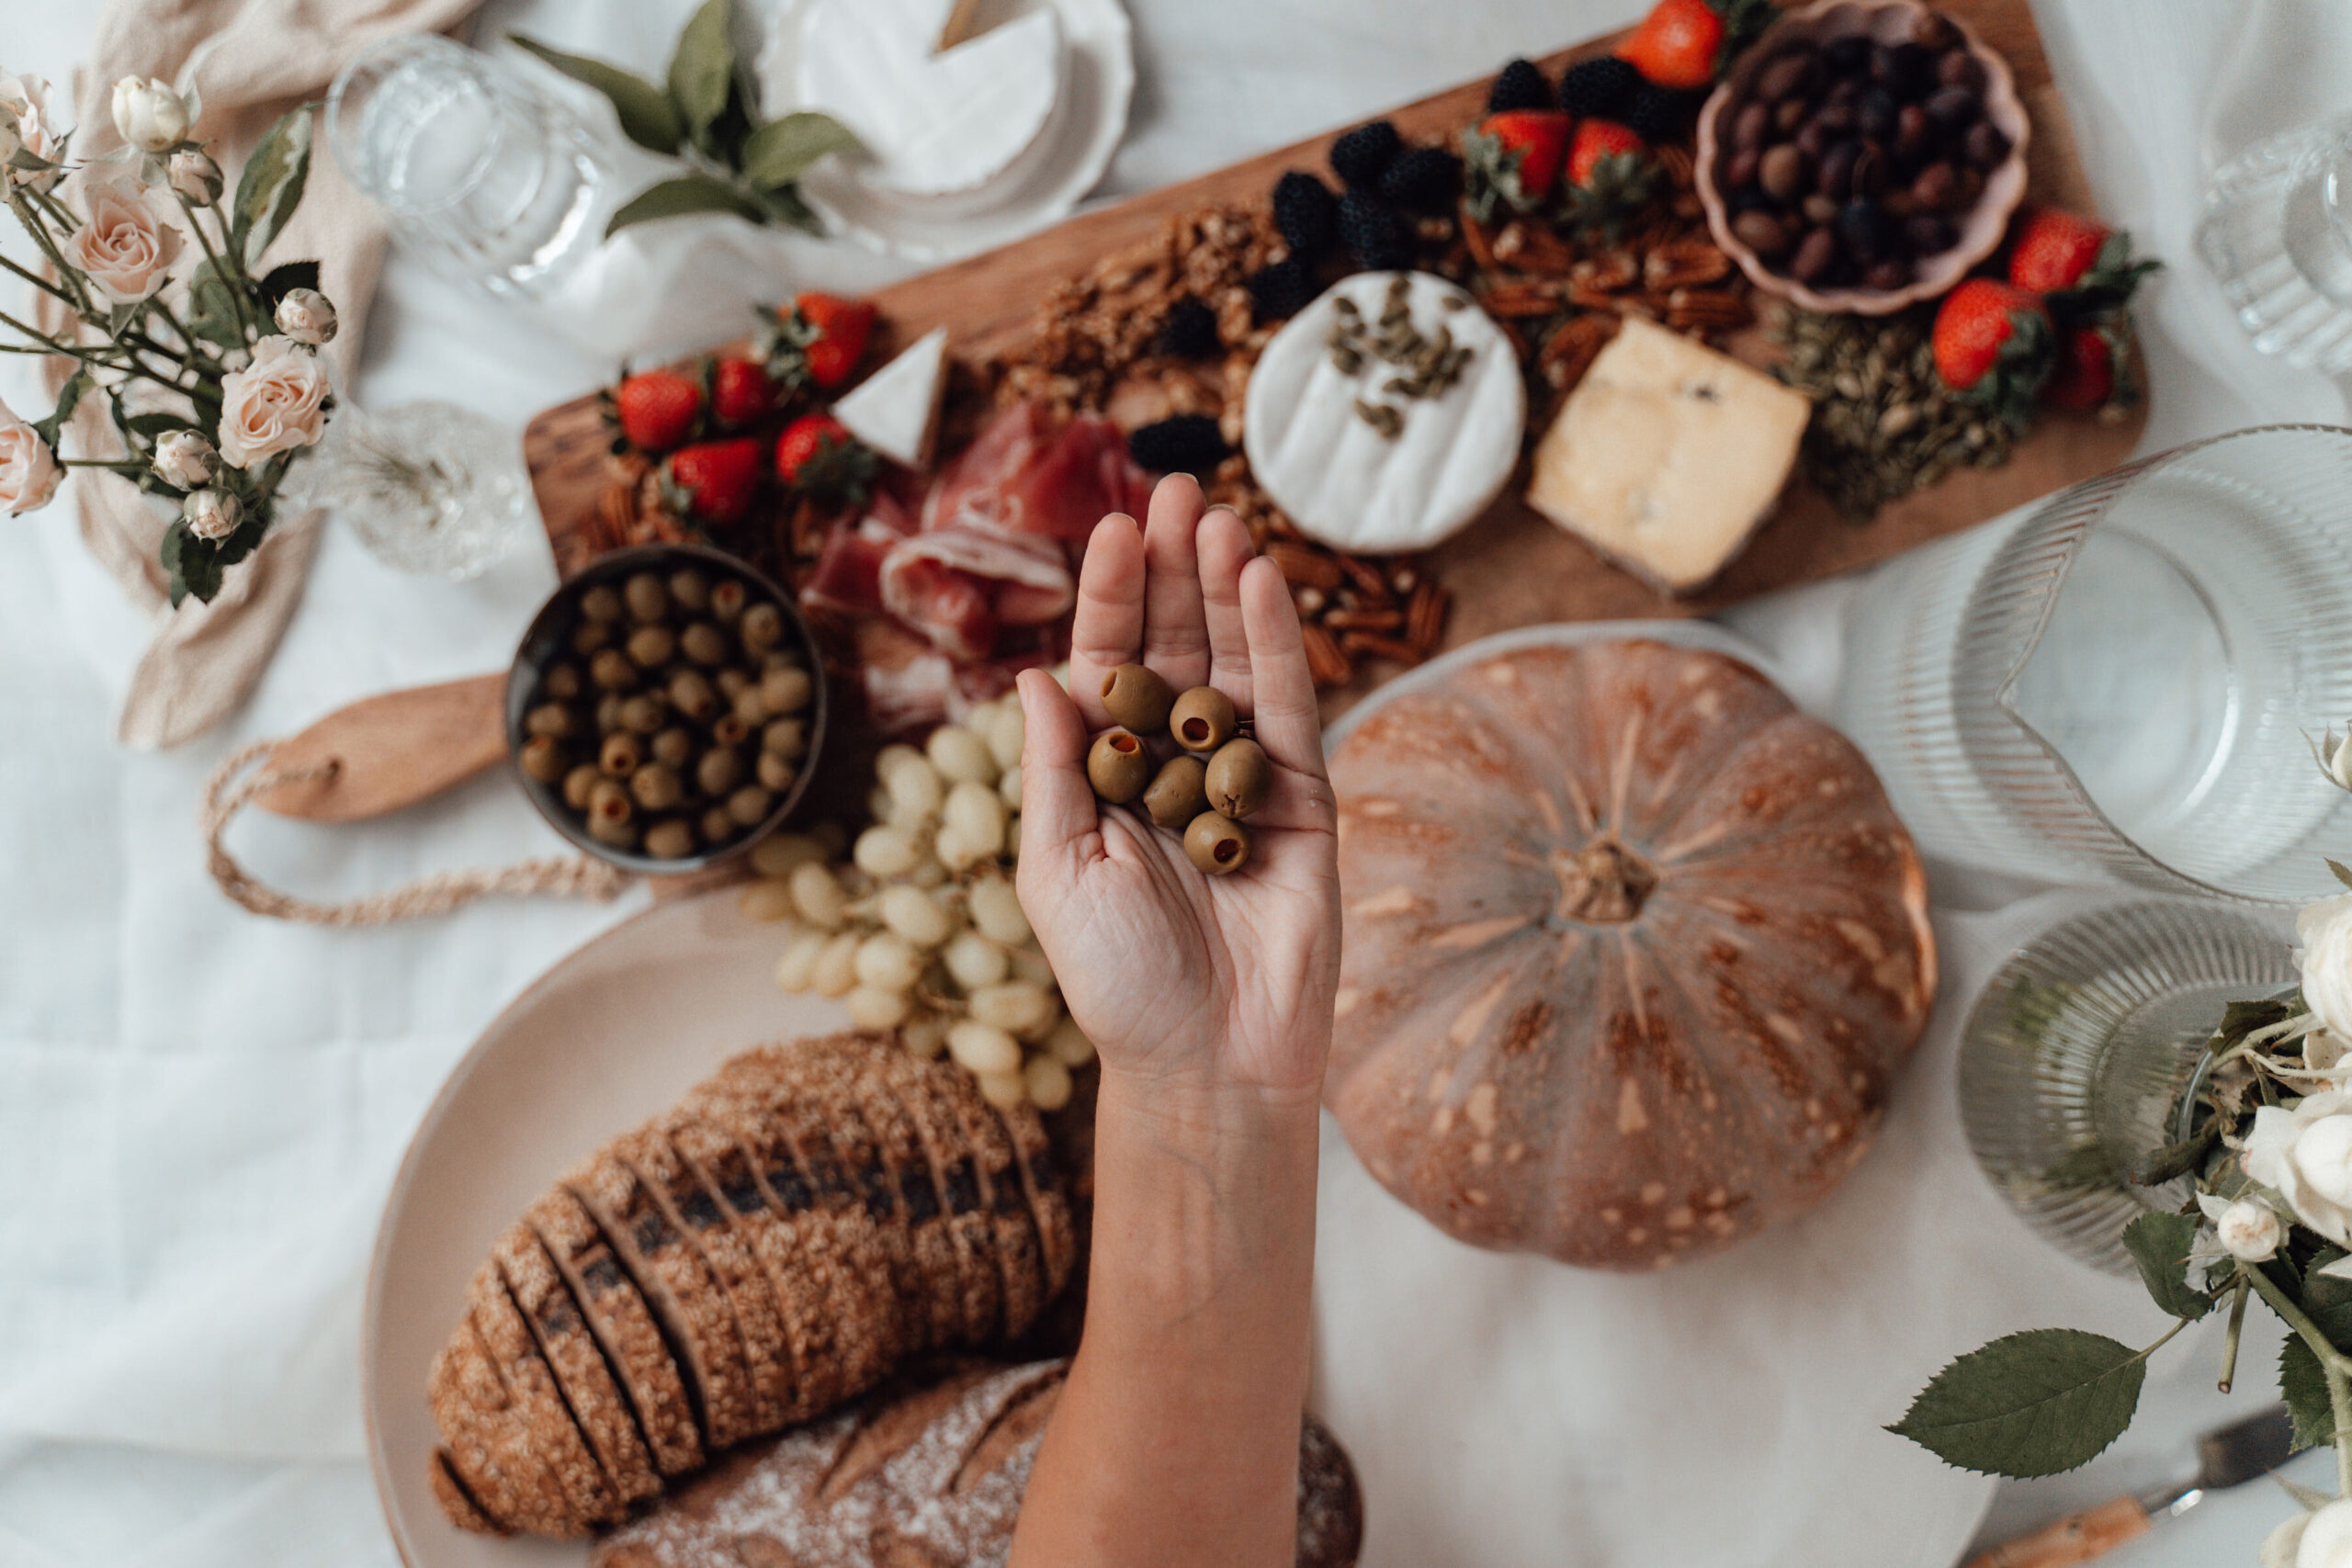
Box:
756, 182, 822, 234
185, 256, 244, 349
232, 105, 313, 270
123, 411, 196, 439
162, 520, 223, 607
740, 111, 862, 190
2132, 1122, 2220, 1188
2123, 1212, 2213, 1321
2280, 1333, 2334, 1454
667, 0, 735, 144
605, 175, 768, 238
507, 35, 683, 155
31, 367, 93, 446
254, 259, 321, 310
1887, 1328, 2148, 1478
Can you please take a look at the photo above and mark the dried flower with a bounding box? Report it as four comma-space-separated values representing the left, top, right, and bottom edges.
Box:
62, 175, 184, 303
165, 148, 223, 206
2243, 1089, 2352, 1245
273, 287, 338, 346
2195, 1191, 2281, 1262
110, 75, 188, 153
217, 334, 330, 468
0, 73, 66, 190
183, 487, 242, 542
0, 396, 60, 514
152, 430, 217, 489
2301, 896, 2352, 1044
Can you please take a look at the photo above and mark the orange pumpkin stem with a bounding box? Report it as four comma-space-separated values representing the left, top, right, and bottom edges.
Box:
1551, 834, 1658, 924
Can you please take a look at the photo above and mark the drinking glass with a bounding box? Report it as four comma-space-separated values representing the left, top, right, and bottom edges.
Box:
282, 401, 533, 580
2199, 115, 2352, 374
327, 36, 615, 299
1959, 897, 2294, 1274
1838, 425, 2352, 905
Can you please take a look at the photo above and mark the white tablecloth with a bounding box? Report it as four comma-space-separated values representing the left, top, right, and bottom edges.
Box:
1, 2, 2348, 1564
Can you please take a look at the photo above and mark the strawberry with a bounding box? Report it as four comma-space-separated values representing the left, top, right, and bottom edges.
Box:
2043, 320, 2139, 419
2007, 205, 2161, 309
612, 369, 701, 454
756, 293, 878, 392
1617, 0, 1775, 89
1932, 278, 2055, 432
661, 437, 766, 525
775, 414, 880, 511
1564, 119, 1658, 239
710, 357, 779, 426
1463, 110, 1570, 223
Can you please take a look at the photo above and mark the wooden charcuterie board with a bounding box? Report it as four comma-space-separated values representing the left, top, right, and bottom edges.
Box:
522, 0, 2142, 692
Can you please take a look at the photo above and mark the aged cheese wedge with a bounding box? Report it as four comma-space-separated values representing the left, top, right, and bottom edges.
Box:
1244, 271, 1524, 555
1525, 317, 1811, 593
796, 0, 1065, 198
832, 327, 949, 469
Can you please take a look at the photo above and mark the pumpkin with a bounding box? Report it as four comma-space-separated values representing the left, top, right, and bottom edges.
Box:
1325, 639, 1936, 1270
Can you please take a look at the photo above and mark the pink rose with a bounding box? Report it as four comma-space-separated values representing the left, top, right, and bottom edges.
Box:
64, 176, 184, 304
216, 334, 330, 468
0, 397, 62, 515
0, 73, 67, 190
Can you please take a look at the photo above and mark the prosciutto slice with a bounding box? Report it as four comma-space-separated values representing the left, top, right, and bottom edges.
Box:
924, 403, 1153, 545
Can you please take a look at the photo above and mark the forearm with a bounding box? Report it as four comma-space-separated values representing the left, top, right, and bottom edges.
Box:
1010, 1066, 1323, 1568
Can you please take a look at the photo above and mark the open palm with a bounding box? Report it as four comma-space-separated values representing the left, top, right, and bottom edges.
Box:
1016, 477, 1340, 1098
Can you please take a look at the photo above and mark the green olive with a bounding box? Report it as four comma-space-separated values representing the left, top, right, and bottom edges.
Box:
668, 670, 718, 722
599, 732, 642, 777
542, 662, 582, 702
1142, 753, 1208, 829
756, 750, 797, 792
630, 761, 684, 811
562, 763, 601, 810
667, 568, 711, 614
681, 622, 728, 667
623, 571, 669, 623
589, 648, 639, 691
710, 578, 747, 624
1183, 810, 1251, 875
1102, 663, 1176, 735
587, 812, 639, 852
697, 746, 746, 796
579, 584, 625, 624
740, 602, 786, 655
617, 694, 666, 736
700, 805, 737, 845
1086, 729, 1151, 804
571, 618, 613, 657
760, 649, 797, 675
1170, 686, 1238, 753
519, 734, 568, 784
728, 784, 775, 827
763, 717, 808, 759
712, 713, 752, 750
1204, 738, 1272, 819
586, 776, 632, 833
761, 665, 812, 716
716, 668, 752, 701
525, 702, 575, 739
731, 684, 770, 727
643, 818, 696, 860
650, 727, 694, 770
594, 692, 624, 735
626, 624, 676, 670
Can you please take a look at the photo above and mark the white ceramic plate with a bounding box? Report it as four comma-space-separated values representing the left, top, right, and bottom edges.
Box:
363, 891, 850, 1567
755, 0, 1136, 264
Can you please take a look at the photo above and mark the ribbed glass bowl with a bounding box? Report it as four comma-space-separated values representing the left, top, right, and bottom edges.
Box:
1958, 897, 2295, 1274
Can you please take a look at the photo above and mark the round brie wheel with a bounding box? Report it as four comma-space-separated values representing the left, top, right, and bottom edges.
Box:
1244, 271, 1525, 556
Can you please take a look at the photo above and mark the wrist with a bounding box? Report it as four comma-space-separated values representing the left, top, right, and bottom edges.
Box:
1095, 1060, 1324, 1156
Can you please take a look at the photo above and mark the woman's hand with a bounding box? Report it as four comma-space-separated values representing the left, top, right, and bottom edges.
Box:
1016, 474, 1341, 1102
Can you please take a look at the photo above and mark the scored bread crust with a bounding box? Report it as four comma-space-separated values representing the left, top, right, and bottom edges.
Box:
937, 1063, 1049, 1338
875, 1044, 1003, 1345
566, 1140, 760, 1451
429, 1448, 505, 1536
435, 1312, 582, 1536
996, 1091, 1079, 1303
775, 1058, 919, 1387
469, 1265, 620, 1529
526, 1189, 704, 1477
843, 1044, 978, 1349
493, 1222, 662, 1506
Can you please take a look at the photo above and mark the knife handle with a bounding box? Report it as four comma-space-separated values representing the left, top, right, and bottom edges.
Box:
1962, 1496, 2153, 1568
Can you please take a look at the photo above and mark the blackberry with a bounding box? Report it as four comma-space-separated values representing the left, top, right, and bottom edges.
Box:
1272, 170, 1340, 260
1158, 299, 1221, 359
1487, 58, 1552, 114
1378, 145, 1463, 213
1126, 415, 1229, 476
1337, 190, 1414, 273
1557, 55, 1640, 119
1626, 83, 1706, 142
1329, 119, 1402, 190
1246, 258, 1319, 322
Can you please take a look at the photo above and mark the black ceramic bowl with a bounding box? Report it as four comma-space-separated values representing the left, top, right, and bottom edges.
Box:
504, 544, 829, 874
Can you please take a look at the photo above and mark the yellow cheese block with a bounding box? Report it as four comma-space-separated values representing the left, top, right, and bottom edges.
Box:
1525, 318, 1812, 593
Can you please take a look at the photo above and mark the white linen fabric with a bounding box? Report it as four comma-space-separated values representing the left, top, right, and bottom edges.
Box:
0, 1, 2347, 1564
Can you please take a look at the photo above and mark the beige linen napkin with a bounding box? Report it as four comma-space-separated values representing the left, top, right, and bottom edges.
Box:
62, 0, 484, 750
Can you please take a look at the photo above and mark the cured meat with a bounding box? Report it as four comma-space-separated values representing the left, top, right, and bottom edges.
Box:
879, 524, 1074, 661
925, 403, 1153, 545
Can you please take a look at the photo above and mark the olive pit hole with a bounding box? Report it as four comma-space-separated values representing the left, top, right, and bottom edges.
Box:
1182, 719, 1210, 743
1214, 840, 1238, 863
1110, 733, 1138, 752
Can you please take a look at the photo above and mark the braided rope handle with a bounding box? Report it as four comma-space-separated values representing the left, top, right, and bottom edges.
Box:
201, 739, 632, 926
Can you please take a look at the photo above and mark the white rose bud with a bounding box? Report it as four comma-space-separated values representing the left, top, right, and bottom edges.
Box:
2299, 1500, 2352, 1568
152, 430, 217, 489
165, 148, 223, 206
2270, 1513, 2313, 1568
273, 288, 338, 346
0, 396, 61, 515
183, 487, 242, 542
111, 75, 188, 153
2198, 1192, 2283, 1262
2301, 897, 2352, 1044
2245, 1090, 2352, 1245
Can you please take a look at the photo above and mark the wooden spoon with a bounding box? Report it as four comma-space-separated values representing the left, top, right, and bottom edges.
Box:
252, 673, 510, 823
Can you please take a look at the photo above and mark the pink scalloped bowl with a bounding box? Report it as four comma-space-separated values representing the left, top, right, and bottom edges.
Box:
1694, 0, 2030, 316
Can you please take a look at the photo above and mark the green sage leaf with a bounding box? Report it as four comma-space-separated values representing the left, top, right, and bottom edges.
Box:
507, 35, 683, 155
757, 183, 822, 234
605, 175, 768, 238
1886, 1328, 2147, 1478
741, 111, 862, 190
2122, 1212, 2213, 1322
232, 105, 313, 270
667, 0, 735, 144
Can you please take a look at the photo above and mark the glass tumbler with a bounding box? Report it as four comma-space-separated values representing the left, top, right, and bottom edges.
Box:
327, 36, 615, 299
1838, 425, 2352, 905
2199, 114, 2352, 374
1959, 897, 2294, 1275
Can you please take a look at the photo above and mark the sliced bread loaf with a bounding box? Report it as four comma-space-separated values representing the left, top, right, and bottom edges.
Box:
492, 1222, 662, 1507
